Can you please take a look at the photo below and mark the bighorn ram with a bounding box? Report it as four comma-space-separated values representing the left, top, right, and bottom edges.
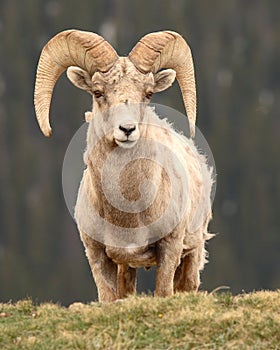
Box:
34, 30, 214, 302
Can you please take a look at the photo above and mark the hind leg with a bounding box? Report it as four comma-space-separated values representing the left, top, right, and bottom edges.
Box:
155, 236, 183, 297
117, 264, 137, 299
174, 244, 205, 292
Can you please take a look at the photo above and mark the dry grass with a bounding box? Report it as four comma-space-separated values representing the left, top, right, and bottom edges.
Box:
0, 290, 279, 349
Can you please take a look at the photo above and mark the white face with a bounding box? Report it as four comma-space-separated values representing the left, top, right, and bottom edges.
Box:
108, 104, 141, 149
89, 101, 145, 149
67, 57, 176, 148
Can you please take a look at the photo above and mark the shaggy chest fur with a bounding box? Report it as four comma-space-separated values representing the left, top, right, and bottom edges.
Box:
87, 157, 171, 229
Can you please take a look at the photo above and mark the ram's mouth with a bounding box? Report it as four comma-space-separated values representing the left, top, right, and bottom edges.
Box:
115, 139, 137, 149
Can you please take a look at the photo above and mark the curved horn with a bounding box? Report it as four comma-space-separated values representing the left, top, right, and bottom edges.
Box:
128, 31, 196, 137
34, 30, 118, 136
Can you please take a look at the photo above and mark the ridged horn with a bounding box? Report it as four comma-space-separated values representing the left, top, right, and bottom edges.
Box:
34, 30, 119, 136
128, 31, 196, 137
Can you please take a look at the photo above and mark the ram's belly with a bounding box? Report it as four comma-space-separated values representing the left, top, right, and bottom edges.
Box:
105, 245, 157, 268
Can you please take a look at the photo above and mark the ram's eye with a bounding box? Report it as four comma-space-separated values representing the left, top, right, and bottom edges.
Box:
146, 92, 153, 99
93, 90, 103, 98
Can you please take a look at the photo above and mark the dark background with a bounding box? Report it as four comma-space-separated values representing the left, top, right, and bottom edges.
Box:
0, 0, 279, 305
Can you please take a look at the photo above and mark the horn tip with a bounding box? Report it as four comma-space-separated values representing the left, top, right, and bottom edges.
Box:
42, 126, 52, 137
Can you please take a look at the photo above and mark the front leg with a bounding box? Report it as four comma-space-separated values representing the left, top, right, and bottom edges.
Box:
80, 231, 117, 303
155, 236, 183, 297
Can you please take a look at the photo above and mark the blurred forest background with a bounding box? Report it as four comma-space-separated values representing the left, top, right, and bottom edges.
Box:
0, 0, 279, 305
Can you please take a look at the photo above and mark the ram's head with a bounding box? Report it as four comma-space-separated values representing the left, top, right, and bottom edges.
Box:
34, 30, 197, 145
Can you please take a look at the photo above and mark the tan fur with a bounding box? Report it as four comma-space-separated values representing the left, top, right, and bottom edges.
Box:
71, 58, 214, 302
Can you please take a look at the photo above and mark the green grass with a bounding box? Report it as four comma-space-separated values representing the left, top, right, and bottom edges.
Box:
0, 290, 279, 349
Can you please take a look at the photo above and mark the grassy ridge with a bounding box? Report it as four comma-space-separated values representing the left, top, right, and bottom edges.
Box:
0, 291, 279, 349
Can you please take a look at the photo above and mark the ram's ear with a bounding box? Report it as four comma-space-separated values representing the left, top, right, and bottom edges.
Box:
66, 66, 92, 92
154, 69, 176, 93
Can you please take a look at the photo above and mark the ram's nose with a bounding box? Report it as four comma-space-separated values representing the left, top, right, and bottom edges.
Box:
119, 124, 136, 137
